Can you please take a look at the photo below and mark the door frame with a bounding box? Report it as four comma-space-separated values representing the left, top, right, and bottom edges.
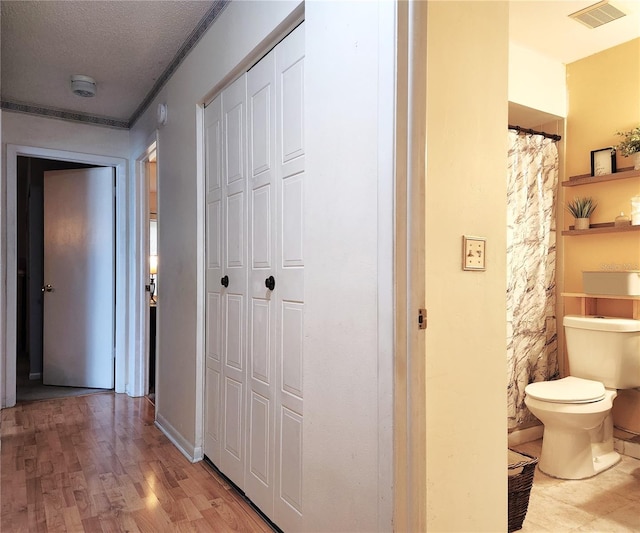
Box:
394, 1, 428, 531
132, 138, 159, 400
2, 144, 128, 407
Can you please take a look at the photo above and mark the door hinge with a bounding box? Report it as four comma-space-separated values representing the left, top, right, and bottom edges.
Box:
418, 308, 427, 330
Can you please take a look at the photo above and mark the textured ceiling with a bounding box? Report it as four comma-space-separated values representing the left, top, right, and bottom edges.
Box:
1, 0, 222, 127
1, 1, 639, 130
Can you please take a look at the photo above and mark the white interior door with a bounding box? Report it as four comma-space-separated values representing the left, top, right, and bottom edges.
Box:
220, 73, 249, 488
246, 46, 277, 515
273, 24, 305, 531
205, 94, 224, 464
43, 167, 115, 389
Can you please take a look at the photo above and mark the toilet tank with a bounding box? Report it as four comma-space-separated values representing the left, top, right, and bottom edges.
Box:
564, 315, 640, 389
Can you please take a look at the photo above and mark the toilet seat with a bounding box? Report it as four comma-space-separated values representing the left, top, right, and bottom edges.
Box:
525, 376, 605, 404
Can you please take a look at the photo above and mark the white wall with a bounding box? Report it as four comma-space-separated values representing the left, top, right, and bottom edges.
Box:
2, 113, 130, 157
129, 0, 394, 530
509, 42, 567, 118
425, 2, 508, 531
304, 2, 394, 530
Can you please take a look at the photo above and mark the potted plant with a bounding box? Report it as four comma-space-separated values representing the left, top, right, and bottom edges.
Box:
567, 196, 597, 230
614, 126, 640, 170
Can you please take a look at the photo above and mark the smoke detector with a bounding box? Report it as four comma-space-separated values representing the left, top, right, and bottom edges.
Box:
70, 75, 96, 97
569, 1, 626, 29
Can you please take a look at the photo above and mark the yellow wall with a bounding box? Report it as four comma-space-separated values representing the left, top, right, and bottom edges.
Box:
425, 2, 508, 530
564, 38, 640, 431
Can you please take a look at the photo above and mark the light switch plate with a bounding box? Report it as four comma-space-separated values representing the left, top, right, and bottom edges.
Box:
462, 236, 486, 271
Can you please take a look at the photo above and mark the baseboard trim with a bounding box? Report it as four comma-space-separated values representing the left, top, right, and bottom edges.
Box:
508, 425, 544, 446
29, 372, 42, 380
155, 412, 198, 463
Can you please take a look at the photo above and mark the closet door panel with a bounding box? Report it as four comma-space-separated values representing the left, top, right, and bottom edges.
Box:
282, 174, 304, 267
249, 391, 270, 485
206, 95, 223, 197
207, 202, 222, 270
224, 377, 244, 460
274, 23, 305, 532
280, 407, 303, 511
279, 28, 305, 179
204, 95, 223, 463
250, 82, 272, 176
226, 192, 245, 268
281, 301, 303, 399
246, 47, 277, 516
281, 61, 304, 164
226, 103, 245, 184
219, 73, 248, 489
225, 295, 244, 371
251, 299, 271, 383
207, 293, 221, 362
252, 185, 271, 270
205, 366, 220, 449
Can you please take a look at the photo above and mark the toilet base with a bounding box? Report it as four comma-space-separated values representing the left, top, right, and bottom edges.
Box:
538, 428, 620, 479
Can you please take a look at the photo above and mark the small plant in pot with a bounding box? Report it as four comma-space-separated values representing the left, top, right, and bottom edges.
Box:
567, 196, 597, 230
614, 126, 640, 170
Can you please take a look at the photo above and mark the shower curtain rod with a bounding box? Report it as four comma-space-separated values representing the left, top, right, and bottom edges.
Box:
508, 124, 561, 142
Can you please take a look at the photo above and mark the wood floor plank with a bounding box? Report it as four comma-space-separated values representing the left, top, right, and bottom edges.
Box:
61, 505, 84, 533
2, 393, 273, 532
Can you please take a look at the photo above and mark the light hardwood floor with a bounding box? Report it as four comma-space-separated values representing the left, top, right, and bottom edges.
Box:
1, 392, 273, 532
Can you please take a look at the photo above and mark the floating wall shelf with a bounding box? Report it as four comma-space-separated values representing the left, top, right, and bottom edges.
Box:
562, 167, 640, 234
562, 223, 640, 236
562, 292, 640, 320
562, 167, 640, 187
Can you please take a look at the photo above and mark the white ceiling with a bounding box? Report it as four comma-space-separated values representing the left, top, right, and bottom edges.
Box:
1, 1, 639, 129
509, 0, 640, 65
1, 0, 221, 127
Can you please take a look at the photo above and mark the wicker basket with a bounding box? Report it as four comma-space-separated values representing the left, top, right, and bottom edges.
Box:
508, 449, 538, 532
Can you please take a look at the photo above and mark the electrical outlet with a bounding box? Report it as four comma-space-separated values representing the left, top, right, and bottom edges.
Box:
462, 236, 486, 271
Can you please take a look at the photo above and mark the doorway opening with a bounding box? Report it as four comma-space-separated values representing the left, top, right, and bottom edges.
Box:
146, 146, 158, 404
3, 144, 129, 409
16, 156, 114, 403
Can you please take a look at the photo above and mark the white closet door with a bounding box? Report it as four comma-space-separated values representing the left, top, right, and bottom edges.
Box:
274, 23, 305, 532
246, 49, 277, 513
204, 23, 304, 531
204, 94, 223, 464
220, 74, 249, 489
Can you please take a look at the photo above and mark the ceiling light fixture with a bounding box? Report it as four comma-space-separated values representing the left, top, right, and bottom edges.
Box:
569, 1, 626, 29
70, 75, 96, 97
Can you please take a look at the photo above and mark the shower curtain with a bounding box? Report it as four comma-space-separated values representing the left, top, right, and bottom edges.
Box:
507, 130, 559, 429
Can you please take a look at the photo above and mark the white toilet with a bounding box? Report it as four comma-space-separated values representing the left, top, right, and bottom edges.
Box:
524, 315, 640, 479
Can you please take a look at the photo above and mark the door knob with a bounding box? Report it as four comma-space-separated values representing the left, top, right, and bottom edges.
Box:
41, 284, 54, 293
221, 275, 229, 288
265, 276, 275, 291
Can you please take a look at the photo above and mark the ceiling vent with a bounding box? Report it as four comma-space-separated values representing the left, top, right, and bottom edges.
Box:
70, 75, 96, 98
569, 1, 626, 29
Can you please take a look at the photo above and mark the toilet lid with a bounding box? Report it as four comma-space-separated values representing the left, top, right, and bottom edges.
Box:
525, 376, 606, 403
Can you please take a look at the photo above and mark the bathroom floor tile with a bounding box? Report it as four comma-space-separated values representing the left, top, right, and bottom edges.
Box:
512, 439, 640, 532
519, 490, 599, 531
576, 501, 640, 532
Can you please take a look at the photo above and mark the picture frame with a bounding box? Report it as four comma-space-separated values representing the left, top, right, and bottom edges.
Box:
590, 147, 616, 177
